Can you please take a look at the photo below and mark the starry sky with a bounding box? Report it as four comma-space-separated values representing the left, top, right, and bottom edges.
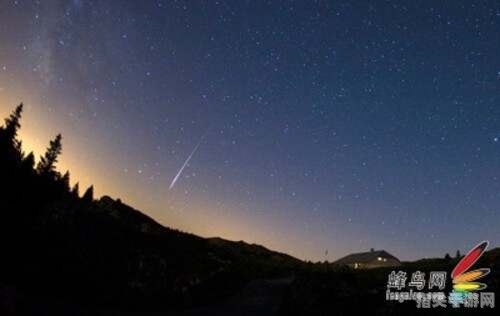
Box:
1, 0, 499, 261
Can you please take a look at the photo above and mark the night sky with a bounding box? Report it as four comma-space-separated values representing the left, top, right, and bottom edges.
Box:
1, 0, 499, 261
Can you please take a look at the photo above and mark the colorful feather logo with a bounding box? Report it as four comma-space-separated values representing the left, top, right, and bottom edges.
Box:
451, 241, 490, 292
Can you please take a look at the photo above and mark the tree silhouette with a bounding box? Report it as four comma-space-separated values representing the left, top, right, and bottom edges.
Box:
3, 103, 23, 145
15, 139, 24, 160
82, 185, 94, 202
72, 182, 80, 198
61, 171, 70, 191
0, 103, 24, 163
36, 134, 62, 178
0, 102, 314, 314
455, 250, 461, 258
21, 152, 35, 174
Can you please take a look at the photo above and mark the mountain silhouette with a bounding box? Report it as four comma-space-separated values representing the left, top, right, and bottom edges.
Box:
0, 104, 303, 315
0, 104, 498, 315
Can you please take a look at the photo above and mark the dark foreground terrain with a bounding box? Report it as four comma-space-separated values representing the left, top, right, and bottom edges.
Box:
0, 105, 498, 315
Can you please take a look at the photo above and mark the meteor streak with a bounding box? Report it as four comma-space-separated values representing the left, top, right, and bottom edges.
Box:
169, 141, 202, 190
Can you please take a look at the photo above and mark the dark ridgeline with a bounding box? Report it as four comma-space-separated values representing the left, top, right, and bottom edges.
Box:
0, 103, 498, 316
0, 104, 303, 315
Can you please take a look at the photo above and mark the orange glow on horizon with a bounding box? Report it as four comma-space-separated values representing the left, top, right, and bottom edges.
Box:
1, 97, 315, 260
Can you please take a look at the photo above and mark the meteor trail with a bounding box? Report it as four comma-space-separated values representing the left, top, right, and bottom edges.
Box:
169, 141, 202, 190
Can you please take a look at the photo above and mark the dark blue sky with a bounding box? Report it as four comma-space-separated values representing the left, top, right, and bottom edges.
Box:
0, 0, 499, 260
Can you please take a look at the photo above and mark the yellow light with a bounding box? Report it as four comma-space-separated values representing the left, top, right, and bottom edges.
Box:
453, 282, 485, 291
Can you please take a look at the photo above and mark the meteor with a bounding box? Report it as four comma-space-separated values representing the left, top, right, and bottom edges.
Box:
169, 141, 202, 190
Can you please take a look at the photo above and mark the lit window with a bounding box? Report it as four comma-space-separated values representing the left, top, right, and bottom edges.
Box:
377, 257, 382, 261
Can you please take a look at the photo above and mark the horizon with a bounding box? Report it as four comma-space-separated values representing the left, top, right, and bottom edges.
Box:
1, 0, 499, 262
0, 115, 496, 263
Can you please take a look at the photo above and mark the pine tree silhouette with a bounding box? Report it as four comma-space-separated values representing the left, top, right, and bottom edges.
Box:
3, 103, 23, 145
36, 134, 62, 178
61, 171, 71, 191
21, 152, 35, 174
82, 185, 94, 202
0, 103, 24, 164
72, 182, 80, 198
15, 139, 24, 160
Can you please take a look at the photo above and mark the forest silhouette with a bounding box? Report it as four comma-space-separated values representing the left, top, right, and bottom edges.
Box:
0, 103, 304, 315
0, 104, 498, 315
